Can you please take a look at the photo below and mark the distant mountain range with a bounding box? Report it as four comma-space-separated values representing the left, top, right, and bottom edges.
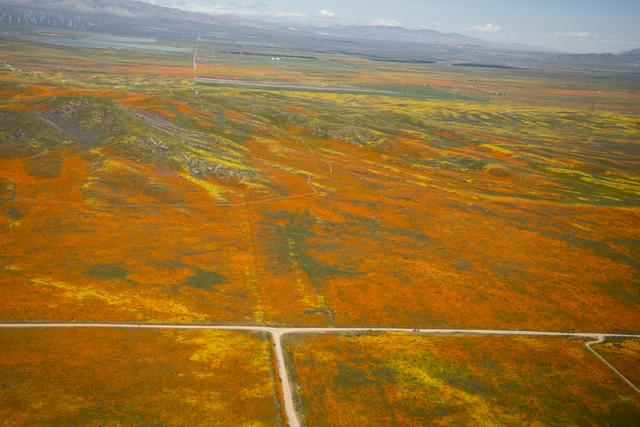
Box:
0, 0, 554, 52
278, 23, 557, 53
283, 23, 488, 46
0, 0, 243, 25
1, 0, 638, 67
555, 48, 640, 64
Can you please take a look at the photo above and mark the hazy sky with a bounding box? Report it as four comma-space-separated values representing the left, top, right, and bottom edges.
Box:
145, 0, 640, 53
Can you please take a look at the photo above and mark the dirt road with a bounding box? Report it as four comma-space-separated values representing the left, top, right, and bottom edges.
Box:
1, 322, 638, 426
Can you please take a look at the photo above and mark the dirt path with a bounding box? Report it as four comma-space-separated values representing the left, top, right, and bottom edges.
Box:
1, 323, 638, 426
585, 336, 640, 394
271, 330, 301, 427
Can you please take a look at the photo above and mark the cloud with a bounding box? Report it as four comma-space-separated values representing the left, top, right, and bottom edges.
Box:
554, 31, 596, 39
369, 18, 400, 27
317, 9, 336, 19
230, 2, 266, 9
471, 23, 501, 33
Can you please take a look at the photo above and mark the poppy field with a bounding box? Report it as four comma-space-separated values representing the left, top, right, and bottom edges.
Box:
0, 31, 639, 425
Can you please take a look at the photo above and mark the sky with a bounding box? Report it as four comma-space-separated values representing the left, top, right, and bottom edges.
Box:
144, 0, 640, 53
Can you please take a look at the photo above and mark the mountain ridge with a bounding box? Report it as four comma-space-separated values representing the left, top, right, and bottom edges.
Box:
0, 0, 637, 58
0, 0, 553, 52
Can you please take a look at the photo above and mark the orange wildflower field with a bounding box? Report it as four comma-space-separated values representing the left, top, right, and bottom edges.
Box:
593, 338, 640, 387
1, 36, 638, 332
283, 333, 640, 426
0, 328, 285, 426
0, 25, 639, 425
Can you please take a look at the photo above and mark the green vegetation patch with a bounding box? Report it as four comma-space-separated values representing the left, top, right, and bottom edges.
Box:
43, 97, 131, 145
0, 110, 66, 157
185, 269, 227, 291
7, 206, 23, 220
265, 210, 357, 287
85, 263, 129, 281
355, 83, 477, 101
419, 156, 488, 172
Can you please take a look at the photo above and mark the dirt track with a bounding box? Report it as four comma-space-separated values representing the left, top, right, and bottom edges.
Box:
1, 322, 638, 427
